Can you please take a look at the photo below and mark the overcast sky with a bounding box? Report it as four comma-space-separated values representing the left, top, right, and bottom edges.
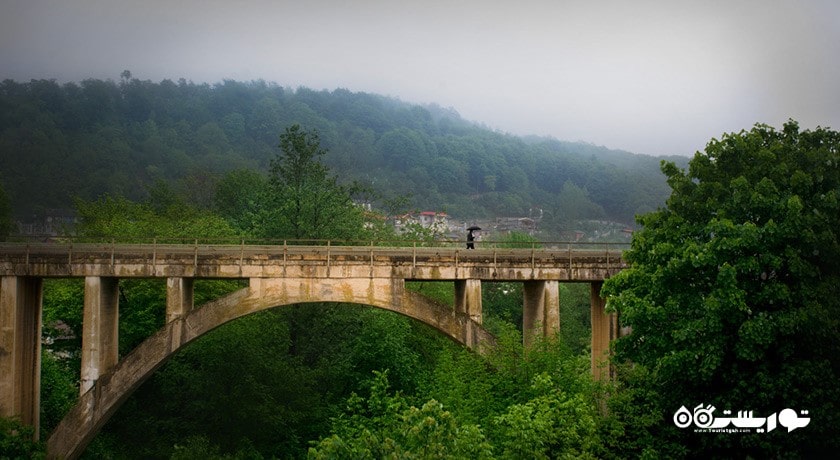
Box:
2, 0, 838, 156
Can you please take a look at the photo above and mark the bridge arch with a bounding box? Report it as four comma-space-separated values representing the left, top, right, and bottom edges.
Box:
46, 276, 493, 459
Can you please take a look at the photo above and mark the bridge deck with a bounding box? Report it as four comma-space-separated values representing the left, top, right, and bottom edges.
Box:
0, 242, 628, 281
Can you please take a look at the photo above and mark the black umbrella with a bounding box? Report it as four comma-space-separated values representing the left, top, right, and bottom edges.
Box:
467, 225, 481, 231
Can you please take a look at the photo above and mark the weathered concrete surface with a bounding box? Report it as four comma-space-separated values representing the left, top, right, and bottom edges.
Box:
80, 277, 119, 394
45, 277, 493, 460
523, 280, 560, 347
0, 243, 627, 281
591, 281, 618, 381
0, 276, 42, 436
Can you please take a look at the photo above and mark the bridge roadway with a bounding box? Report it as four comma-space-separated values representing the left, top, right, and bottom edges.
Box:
0, 241, 626, 280
0, 241, 627, 459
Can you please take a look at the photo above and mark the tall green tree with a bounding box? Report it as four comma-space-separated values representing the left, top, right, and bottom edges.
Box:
259, 124, 366, 240
602, 121, 840, 458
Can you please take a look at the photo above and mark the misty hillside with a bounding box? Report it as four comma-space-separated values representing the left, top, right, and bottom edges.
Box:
0, 77, 686, 229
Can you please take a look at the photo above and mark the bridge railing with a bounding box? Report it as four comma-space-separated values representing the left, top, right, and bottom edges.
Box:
0, 235, 630, 249
1, 239, 631, 280
2, 235, 630, 251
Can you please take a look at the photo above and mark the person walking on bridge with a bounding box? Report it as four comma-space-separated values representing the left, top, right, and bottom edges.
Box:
466, 226, 480, 249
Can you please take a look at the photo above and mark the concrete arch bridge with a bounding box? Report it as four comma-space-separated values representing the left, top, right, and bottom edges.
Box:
0, 241, 627, 459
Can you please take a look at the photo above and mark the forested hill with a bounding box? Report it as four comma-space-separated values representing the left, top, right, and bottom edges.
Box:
0, 76, 686, 228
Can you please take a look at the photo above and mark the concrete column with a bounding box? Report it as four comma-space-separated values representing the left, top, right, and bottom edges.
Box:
166, 277, 194, 322
455, 279, 482, 324
166, 277, 194, 352
455, 279, 482, 349
0, 276, 43, 436
590, 281, 617, 380
523, 280, 560, 347
80, 277, 119, 394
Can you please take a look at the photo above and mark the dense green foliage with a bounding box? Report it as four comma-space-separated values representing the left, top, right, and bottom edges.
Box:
603, 121, 840, 457
19, 126, 616, 459
0, 418, 44, 459
0, 76, 681, 231
308, 346, 600, 460
10, 71, 833, 458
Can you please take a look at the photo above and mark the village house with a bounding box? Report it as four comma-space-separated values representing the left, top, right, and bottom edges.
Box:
393, 211, 455, 235
16, 208, 78, 236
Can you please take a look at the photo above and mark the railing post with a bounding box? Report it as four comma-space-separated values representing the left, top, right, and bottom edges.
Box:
493, 248, 497, 277
282, 241, 287, 277
455, 249, 459, 278
239, 239, 244, 275
606, 242, 610, 271
326, 240, 331, 277
530, 242, 536, 278
369, 241, 374, 278
567, 242, 572, 279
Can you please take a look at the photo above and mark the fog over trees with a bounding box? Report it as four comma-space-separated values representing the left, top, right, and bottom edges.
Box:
0, 76, 683, 235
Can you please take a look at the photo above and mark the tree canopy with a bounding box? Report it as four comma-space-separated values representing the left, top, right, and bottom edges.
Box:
0, 76, 681, 232
259, 124, 367, 240
602, 120, 840, 457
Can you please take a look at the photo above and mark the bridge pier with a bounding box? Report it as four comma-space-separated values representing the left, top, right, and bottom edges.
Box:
166, 278, 194, 322
590, 281, 618, 381
80, 277, 120, 394
523, 280, 560, 347
455, 279, 483, 350
0, 276, 43, 437
166, 277, 194, 350
455, 279, 482, 324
